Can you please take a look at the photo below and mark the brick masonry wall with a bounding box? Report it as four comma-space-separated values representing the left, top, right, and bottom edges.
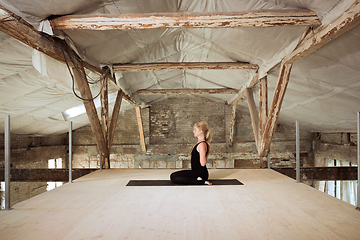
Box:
313, 132, 358, 166
68, 95, 314, 169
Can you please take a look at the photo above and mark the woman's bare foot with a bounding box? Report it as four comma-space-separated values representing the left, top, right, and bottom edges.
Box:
197, 177, 212, 185
204, 181, 212, 185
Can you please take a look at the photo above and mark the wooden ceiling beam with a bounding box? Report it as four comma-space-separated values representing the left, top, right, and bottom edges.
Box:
0, 6, 136, 105
133, 88, 238, 95
113, 62, 258, 72
50, 9, 320, 30
0, 5, 103, 75
283, 0, 360, 64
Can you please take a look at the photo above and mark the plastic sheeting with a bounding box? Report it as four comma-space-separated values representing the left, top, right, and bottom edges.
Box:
0, 0, 359, 135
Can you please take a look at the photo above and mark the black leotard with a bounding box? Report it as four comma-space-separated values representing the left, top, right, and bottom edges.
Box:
170, 141, 209, 185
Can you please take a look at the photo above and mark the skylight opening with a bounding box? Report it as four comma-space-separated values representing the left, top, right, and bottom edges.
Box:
63, 92, 129, 120
63, 98, 101, 119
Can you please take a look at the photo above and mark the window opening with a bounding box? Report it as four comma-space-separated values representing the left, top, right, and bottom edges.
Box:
0, 182, 4, 210
318, 159, 357, 206
47, 158, 63, 191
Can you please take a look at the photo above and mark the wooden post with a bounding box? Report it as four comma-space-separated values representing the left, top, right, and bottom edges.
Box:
245, 88, 259, 150
260, 156, 268, 169
229, 104, 237, 147
109, 90, 124, 151
72, 62, 109, 162
100, 77, 110, 168
259, 63, 292, 156
259, 76, 268, 142
135, 106, 146, 152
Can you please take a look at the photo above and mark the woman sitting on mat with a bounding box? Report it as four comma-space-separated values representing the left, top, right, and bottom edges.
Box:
170, 122, 212, 185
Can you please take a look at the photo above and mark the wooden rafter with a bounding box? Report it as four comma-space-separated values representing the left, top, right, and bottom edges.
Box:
71, 60, 109, 160
229, 104, 237, 147
0, 5, 134, 102
113, 62, 258, 72
283, 0, 360, 64
100, 77, 110, 168
258, 63, 292, 157
258, 76, 268, 144
237, 1, 360, 162
0, 5, 103, 75
135, 106, 146, 152
109, 90, 124, 150
50, 9, 320, 30
134, 88, 238, 95
245, 88, 260, 149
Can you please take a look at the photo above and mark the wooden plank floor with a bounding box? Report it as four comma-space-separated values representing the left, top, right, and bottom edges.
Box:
1, 169, 360, 240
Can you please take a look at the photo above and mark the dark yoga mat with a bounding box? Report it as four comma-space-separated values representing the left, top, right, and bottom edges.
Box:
126, 179, 243, 186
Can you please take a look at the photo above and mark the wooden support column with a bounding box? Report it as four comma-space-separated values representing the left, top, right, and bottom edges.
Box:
135, 106, 146, 152
245, 88, 259, 149
258, 76, 269, 168
258, 76, 268, 140
72, 61, 109, 160
259, 63, 292, 157
100, 77, 110, 168
229, 104, 237, 147
109, 90, 124, 151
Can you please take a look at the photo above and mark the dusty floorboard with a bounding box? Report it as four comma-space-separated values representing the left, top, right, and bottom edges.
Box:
1, 169, 360, 240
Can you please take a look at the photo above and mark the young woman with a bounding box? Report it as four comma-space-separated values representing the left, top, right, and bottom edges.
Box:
170, 122, 212, 185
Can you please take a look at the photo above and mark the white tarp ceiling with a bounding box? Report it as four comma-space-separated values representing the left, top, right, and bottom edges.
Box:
0, 0, 359, 135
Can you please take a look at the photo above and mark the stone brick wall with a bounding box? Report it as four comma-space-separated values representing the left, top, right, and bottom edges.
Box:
314, 132, 357, 166
68, 95, 314, 169
149, 95, 226, 144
